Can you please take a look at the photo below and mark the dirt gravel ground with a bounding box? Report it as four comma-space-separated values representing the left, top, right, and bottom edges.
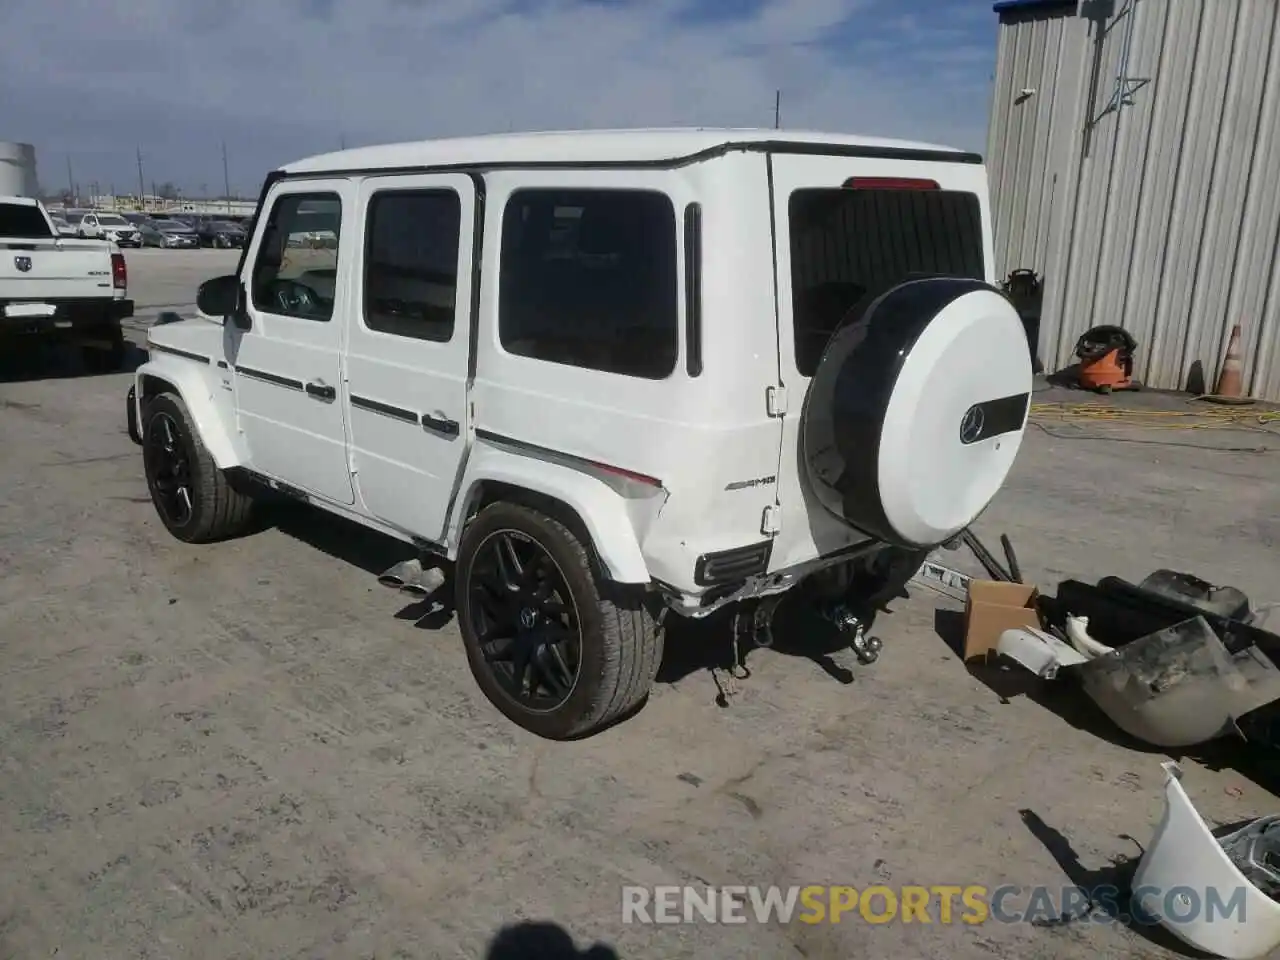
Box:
2, 256, 1280, 959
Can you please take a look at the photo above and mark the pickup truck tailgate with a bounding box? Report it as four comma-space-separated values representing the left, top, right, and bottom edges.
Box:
1, 239, 117, 301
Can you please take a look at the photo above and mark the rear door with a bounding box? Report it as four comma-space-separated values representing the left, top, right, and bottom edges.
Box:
344, 174, 476, 542
767, 151, 992, 571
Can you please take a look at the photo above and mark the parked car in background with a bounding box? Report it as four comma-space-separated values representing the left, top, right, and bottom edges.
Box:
122, 213, 152, 226
197, 219, 246, 248
66, 211, 141, 247
1, 195, 132, 370
139, 218, 199, 249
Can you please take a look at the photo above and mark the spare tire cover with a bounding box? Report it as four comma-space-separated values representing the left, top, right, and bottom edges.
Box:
801, 277, 1032, 549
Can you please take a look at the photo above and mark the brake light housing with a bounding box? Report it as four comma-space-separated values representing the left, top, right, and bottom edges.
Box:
111, 252, 127, 290
842, 177, 941, 191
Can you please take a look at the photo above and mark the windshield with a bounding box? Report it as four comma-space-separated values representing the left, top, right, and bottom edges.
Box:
153, 219, 190, 231
788, 186, 985, 376
98, 214, 129, 226
0, 202, 54, 238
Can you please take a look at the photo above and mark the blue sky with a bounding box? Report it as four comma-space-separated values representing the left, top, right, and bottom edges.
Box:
1, 0, 999, 198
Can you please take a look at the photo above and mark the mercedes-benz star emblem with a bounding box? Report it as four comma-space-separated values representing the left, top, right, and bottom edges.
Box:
959, 404, 985, 444
14, 255, 32, 273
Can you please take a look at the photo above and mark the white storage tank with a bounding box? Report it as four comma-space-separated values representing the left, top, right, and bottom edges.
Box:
0, 141, 39, 197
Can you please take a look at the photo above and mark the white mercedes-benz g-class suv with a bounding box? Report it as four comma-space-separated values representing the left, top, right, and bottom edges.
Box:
126, 129, 1032, 740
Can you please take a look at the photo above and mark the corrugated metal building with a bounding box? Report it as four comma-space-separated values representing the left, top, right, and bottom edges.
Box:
987, 0, 1280, 399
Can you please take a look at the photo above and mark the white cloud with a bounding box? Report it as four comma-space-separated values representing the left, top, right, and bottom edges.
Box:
0, 0, 996, 193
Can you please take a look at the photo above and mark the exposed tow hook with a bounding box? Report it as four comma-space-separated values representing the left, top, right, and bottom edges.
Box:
712, 595, 786, 705
751, 593, 783, 648
820, 601, 883, 664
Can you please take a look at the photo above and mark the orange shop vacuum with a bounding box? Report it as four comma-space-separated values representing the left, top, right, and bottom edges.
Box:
1074, 325, 1140, 394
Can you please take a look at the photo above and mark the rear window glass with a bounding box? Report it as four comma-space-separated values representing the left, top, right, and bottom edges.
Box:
0, 203, 53, 238
788, 187, 984, 377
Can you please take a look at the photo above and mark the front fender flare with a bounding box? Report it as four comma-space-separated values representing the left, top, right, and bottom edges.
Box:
134, 356, 245, 469
450, 445, 653, 584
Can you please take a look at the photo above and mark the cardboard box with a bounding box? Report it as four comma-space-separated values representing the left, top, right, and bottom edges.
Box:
963, 580, 1042, 661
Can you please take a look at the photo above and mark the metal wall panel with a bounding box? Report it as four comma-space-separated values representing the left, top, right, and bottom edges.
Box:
988, 0, 1280, 399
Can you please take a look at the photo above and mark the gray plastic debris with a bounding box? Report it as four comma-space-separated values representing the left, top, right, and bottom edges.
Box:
1077, 616, 1280, 748
1219, 815, 1280, 900
996, 627, 1089, 679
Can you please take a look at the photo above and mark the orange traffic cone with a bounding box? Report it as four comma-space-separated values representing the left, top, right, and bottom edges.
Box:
1214, 324, 1244, 398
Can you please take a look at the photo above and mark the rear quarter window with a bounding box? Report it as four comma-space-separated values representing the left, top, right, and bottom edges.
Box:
498, 188, 679, 380
788, 187, 984, 377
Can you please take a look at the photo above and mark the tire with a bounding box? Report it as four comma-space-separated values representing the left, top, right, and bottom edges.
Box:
81, 324, 125, 373
455, 502, 663, 740
141, 392, 254, 543
801, 277, 1033, 550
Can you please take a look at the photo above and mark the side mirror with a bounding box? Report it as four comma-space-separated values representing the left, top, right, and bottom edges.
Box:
197, 274, 250, 329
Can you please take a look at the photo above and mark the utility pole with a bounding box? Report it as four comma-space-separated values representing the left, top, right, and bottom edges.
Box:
774, 90, 781, 129
136, 146, 146, 210
222, 140, 231, 213
65, 155, 74, 200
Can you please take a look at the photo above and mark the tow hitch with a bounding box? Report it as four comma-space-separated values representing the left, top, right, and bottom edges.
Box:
819, 601, 883, 664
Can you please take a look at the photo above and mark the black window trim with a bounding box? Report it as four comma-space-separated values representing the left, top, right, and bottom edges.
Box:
683, 202, 703, 377
497, 185, 682, 382
359, 185, 464, 344
250, 187, 344, 323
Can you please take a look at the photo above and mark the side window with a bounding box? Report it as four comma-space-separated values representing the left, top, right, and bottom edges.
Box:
362, 189, 461, 342
251, 192, 342, 321
499, 188, 678, 380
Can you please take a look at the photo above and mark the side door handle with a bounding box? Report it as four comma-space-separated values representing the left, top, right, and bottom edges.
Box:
421, 413, 459, 437
305, 381, 336, 402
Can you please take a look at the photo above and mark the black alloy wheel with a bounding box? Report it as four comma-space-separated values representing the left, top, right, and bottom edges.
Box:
456, 502, 664, 740
467, 528, 582, 711
143, 409, 195, 529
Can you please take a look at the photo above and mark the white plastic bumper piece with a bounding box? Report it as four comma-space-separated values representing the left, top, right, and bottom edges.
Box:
1133, 761, 1280, 959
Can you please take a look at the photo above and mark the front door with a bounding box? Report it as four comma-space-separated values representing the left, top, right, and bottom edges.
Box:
344, 174, 476, 542
229, 178, 355, 505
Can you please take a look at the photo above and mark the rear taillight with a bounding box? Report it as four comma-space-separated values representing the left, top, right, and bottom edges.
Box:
842, 177, 941, 190
111, 252, 127, 290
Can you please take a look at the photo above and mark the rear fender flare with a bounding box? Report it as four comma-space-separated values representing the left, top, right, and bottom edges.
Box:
448, 446, 652, 584
134, 357, 245, 468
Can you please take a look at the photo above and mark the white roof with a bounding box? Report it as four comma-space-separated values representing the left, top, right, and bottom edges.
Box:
281, 128, 971, 174
0, 195, 40, 206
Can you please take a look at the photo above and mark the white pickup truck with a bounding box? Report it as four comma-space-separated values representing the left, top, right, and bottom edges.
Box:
0, 195, 134, 370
